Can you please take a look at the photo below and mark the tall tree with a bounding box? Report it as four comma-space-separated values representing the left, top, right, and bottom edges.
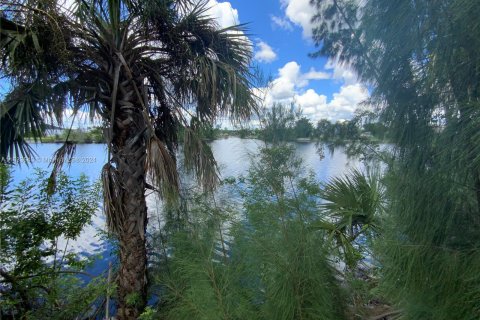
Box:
315, 119, 334, 140
0, 0, 257, 318
310, 0, 480, 318
293, 116, 314, 139
261, 102, 297, 142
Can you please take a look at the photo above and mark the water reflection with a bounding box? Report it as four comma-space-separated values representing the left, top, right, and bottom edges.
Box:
210, 137, 361, 182
10, 138, 360, 185
8, 138, 361, 258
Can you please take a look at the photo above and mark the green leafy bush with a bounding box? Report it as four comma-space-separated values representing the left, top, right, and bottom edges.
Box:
0, 165, 107, 319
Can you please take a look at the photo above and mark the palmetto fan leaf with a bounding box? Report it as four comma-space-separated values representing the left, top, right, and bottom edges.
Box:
1, 83, 55, 161
143, 0, 257, 123
318, 169, 384, 268
321, 168, 384, 238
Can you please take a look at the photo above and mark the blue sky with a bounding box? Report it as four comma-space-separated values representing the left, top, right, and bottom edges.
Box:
206, 0, 368, 125
0, 0, 368, 128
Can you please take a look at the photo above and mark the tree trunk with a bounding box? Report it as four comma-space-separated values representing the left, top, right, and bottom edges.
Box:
113, 105, 148, 319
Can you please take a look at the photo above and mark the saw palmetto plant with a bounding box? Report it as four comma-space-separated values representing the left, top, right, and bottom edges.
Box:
0, 0, 257, 318
319, 168, 384, 269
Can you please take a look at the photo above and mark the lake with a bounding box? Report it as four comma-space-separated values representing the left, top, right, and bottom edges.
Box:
9, 137, 361, 271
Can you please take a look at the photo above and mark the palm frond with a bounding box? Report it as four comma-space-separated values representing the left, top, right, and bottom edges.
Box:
47, 142, 76, 195
142, 0, 258, 125
102, 163, 125, 234
321, 168, 384, 237
183, 122, 219, 191
0, 84, 46, 161
146, 135, 180, 203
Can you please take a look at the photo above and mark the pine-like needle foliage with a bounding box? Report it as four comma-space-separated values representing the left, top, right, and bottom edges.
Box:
310, 0, 480, 318
151, 144, 346, 320
151, 192, 258, 320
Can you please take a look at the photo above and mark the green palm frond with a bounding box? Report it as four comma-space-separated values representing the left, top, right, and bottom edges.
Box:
1, 84, 47, 161
315, 169, 384, 269
151, 1, 257, 124
321, 168, 384, 238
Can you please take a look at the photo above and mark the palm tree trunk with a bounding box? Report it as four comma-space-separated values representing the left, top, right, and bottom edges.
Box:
113, 108, 148, 319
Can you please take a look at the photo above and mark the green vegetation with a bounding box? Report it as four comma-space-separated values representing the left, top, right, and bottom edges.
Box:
260, 103, 298, 142
1, 0, 256, 318
146, 144, 384, 319
255, 103, 383, 143
0, 165, 106, 319
1, 0, 479, 319
41, 127, 105, 143
311, 0, 480, 318
38, 117, 384, 145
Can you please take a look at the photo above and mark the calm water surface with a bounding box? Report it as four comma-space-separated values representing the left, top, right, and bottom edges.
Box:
9, 137, 361, 271
11, 137, 357, 183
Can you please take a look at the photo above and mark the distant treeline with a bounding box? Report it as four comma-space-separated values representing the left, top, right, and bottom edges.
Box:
45, 110, 387, 145
194, 103, 388, 143
41, 127, 105, 143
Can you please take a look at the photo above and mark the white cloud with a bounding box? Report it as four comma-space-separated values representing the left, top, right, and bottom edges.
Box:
259, 61, 368, 122
254, 41, 277, 63
325, 59, 358, 85
303, 67, 330, 81
296, 83, 368, 122
281, 0, 316, 38
296, 89, 327, 116
269, 61, 330, 100
203, 1, 253, 52
328, 83, 368, 115
271, 15, 294, 31
205, 0, 239, 28
270, 62, 302, 99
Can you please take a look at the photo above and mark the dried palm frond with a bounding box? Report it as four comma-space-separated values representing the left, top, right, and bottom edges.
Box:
183, 125, 219, 192
145, 135, 180, 204
47, 142, 76, 195
102, 163, 125, 234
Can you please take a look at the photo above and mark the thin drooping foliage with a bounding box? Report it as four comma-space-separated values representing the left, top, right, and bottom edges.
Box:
260, 103, 299, 142
150, 192, 251, 320
0, 0, 257, 317
237, 144, 347, 319
150, 144, 348, 320
311, 0, 480, 318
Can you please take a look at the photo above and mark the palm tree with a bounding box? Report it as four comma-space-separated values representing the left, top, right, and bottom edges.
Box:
0, 0, 257, 318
